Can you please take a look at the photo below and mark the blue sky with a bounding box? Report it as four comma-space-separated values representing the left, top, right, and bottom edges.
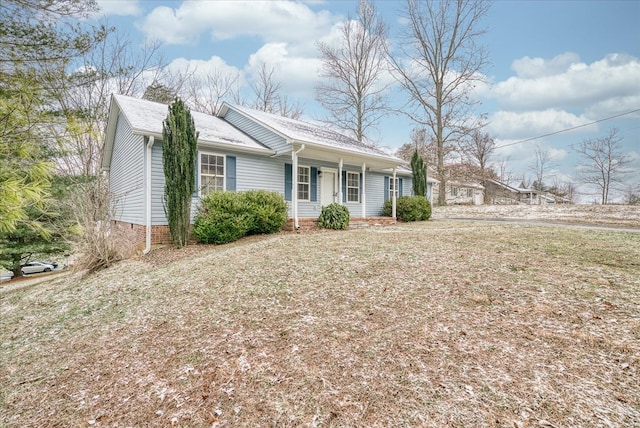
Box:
94, 0, 640, 202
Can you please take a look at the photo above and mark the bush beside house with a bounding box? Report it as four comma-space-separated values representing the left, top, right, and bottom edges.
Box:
317, 203, 350, 230
383, 196, 432, 222
193, 190, 288, 244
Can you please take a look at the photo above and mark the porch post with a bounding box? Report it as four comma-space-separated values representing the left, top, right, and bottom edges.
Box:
361, 162, 366, 218
338, 158, 343, 205
392, 167, 397, 219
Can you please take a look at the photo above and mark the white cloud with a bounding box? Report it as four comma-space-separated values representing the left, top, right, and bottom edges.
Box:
489, 53, 640, 112
168, 55, 241, 80
488, 109, 596, 140
246, 43, 323, 99
96, 0, 142, 16
138, 1, 339, 48
511, 52, 581, 78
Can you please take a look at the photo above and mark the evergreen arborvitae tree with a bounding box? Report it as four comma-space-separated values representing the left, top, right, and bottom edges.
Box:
411, 149, 427, 197
162, 98, 198, 248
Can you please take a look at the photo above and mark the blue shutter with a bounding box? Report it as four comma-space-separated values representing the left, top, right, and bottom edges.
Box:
284, 163, 292, 201
384, 176, 389, 201
226, 155, 236, 191
194, 151, 199, 197
342, 171, 347, 203
310, 167, 317, 202
399, 178, 404, 197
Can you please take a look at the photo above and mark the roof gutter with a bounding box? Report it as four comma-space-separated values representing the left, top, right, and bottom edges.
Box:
143, 135, 155, 255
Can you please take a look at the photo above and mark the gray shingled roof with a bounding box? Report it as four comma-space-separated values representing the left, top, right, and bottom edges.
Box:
225, 104, 402, 160
113, 94, 269, 151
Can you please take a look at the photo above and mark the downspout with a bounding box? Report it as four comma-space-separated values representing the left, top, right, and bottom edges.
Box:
292, 144, 305, 229
143, 135, 155, 254
392, 167, 397, 220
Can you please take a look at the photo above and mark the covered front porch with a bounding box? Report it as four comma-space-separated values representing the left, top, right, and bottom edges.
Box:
287, 142, 404, 229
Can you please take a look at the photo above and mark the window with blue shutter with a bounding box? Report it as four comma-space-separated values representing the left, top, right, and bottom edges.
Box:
385, 176, 400, 201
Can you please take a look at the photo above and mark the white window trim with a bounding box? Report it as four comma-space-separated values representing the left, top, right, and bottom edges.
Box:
297, 165, 310, 202
389, 176, 399, 199
198, 151, 226, 196
346, 171, 360, 203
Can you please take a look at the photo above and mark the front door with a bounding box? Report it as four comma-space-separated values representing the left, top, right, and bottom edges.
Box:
321, 169, 337, 206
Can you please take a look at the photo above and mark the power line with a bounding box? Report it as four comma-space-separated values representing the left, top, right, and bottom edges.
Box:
495, 108, 640, 149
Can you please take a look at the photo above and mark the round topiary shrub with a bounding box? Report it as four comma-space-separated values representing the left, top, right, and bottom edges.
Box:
382, 195, 432, 222
318, 203, 350, 230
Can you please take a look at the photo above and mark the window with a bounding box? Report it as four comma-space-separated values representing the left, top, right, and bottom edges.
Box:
298, 166, 310, 200
451, 186, 458, 197
346, 172, 359, 202
467, 188, 473, 198
200, 152, 225, 196
389, 177, 399, 199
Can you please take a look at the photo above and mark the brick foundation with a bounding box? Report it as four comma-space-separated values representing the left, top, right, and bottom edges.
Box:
285, 217, 396, 231
114, 217, 397, 249
110, 221, 172, 249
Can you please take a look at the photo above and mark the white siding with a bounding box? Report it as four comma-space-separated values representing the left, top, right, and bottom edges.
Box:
223, 110, 289, 153
109, 113, 145, 224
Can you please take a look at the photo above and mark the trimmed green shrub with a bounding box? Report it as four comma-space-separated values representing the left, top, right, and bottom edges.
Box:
318, 203, 350, 230
242, 190, 288, 235
193, 190, 288, 244
382, 195, 432, 222
193, 210, 250, 244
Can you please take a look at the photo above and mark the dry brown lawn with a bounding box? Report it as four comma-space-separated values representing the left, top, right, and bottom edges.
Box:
1, 216, 639, 427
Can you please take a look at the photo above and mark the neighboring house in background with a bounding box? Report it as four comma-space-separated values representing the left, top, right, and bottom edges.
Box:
485, 179, 572, 205
431, 179, 484, 206
102, 94, 420, 251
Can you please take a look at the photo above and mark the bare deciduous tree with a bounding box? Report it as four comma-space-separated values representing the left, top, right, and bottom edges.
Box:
250, 63, 282, 114
276, 96, 304, 120
389, 0, 490, 205
248, 62, 303, 119
50, 28, 166, 176
576, 128, 632, 205
185, 70, 240, 115
529, 145, 553, 199
316, 0, 390, 141
460, 129, 494, 203
396, 128, 438, 167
